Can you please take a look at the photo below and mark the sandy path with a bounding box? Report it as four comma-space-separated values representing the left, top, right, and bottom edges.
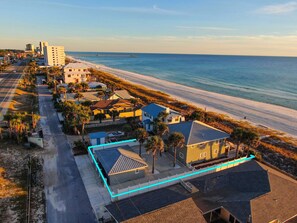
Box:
68, 56, 297, 138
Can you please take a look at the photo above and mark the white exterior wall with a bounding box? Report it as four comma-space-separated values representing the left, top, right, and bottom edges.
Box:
39, 41, 48, 55
63, 66, 89, 83
44, 46, 65, 66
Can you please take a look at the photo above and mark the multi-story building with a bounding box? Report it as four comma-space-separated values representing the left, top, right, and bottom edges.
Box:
63, 62, 89, 83
39, 41, 48, 55
141, 103, 185, 131
167, 120, 229, 165
25, 44, 34, 53
44, 45, 65, 66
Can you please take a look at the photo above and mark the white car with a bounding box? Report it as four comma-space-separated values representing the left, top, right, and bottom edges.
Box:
108, 131, 124, 137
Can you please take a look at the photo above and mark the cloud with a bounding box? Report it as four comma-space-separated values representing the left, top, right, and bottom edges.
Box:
176, 26, 235, 31
256, 2, 297, 15
36, 1, 183, 15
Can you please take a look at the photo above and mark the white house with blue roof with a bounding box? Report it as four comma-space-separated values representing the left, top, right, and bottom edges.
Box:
141, 103, 184, 131
88, 132, 107, 146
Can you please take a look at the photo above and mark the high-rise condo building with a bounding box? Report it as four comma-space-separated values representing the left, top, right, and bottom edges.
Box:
25, 44, 35, 53
44, 45, 65, 66
39, 41, 48, 55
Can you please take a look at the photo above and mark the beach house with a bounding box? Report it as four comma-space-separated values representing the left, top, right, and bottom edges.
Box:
141, 103, 184, 131
167, 121, 229, 165
106, 161, 297, 223
94, 146, 148, 185
91, 99, 142, 119
63, 62, 90, 83
105, 90, 135, 100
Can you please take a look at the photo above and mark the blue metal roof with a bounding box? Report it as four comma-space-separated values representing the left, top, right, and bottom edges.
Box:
168, 121, 229, 145
141, 103, 167, 119
88, 132, 107, 139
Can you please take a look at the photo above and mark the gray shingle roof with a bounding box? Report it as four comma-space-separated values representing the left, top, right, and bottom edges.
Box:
168, 121, 229, 145
95, 146, 148, 176
141, 103, 167, 119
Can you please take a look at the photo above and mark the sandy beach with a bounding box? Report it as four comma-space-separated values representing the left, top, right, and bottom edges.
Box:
68, 56, 297, 138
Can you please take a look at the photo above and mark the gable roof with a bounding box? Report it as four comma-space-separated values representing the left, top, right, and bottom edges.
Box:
141, 103, 167, 118
95, 146, 148, 176
113, 90, 134, 99
88, 132, 106, 139
92, 99, 133, 110
168, 121, 229, 145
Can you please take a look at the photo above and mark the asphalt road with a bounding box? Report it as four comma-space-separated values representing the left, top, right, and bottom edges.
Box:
37, 77, 97, 223
0, 62, 24, 119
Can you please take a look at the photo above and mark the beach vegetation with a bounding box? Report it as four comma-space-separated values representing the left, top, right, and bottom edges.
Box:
145, 136, 164, 174
134, 128, 148, 157
168, 132, 185, 167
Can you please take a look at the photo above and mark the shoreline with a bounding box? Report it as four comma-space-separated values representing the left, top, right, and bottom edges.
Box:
67, 55, 297, 138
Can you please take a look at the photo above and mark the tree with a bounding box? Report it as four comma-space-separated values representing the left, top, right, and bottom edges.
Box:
108, 110, 120, 122
157, 111, 169, 122
189, 110, 203, 121
68, 82, 75, 89
134, 128, 148, 157
77, 105, 91, 141
130, 98, 139, 118
145, 136, 164, 174
75, 83, 83, 92
74, 92, 83, 102
97, 91, 105, 100
231, 128, 246, 158
80, 82, 89, 92
58, 86, 67, 101
168, 132, 185, 167
94, 113, 106, 123
244, 130, 260, 156
122, 124, 132, 136
31, 113, 40, 130
154, 122, 169, 137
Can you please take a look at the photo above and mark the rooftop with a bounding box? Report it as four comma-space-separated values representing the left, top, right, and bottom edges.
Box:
113, 90, 134, 99
168, 120, 229, 145
95, 146, 148, 176
106, 161, 297, 223
88, 132, 106, 139
64, 62, 89, 69
141, 103, 167, 118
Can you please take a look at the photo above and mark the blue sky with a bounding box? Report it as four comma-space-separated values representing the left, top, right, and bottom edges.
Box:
1, 0, 297, 55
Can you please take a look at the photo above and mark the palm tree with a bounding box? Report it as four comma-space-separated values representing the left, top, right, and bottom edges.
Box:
134, 128, 148, 157
168, 132, 185, 167
154, 122, 169, 137
77, 105, 91, 142
129, 98, 139, 118
75, 83, 83, 92
122, 124, 132, 136
94, 113, 106, 123
145, 136, 164, 174
244, 130, 260, 156
68, 82, 75, 89
158, 111, 169, 122
231, 128, 245, 158
108, 110, 120, 122
74, 92, 83, 102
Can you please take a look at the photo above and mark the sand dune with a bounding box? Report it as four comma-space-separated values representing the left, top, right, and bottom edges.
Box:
68, 56, 297, 138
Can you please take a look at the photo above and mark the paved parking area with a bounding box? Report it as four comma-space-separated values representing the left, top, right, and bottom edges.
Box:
74, 155, 112, 220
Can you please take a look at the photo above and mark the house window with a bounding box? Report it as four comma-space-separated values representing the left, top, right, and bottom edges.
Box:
69, 69, 72, 72
68, 75, 71, 77
83, 69, 86, 72
179, 152, 184, 159
78, 69, 81, 71
200, 152, 207, 158
135, 169, 139, 174
214, 149, 218, 154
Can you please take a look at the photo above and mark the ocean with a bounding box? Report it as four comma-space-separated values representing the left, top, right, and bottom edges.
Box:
67, 52, 297, 110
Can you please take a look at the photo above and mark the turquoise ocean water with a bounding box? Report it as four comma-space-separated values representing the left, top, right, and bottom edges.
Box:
67, 52, 297, 110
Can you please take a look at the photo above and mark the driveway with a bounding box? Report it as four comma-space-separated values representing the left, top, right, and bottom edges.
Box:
37, 76, 97, 223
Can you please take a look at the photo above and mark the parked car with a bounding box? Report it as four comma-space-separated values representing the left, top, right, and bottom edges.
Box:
108, 131, 124, 137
